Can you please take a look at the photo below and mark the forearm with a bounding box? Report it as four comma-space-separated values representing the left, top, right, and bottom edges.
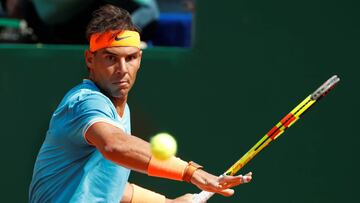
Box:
100, 133, 152, 173
86, 122, 199, 182
86, 122, 152, 173
105, 137, 190, 181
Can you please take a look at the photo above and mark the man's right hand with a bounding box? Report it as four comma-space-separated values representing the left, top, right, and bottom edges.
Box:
190, 169, 252, 196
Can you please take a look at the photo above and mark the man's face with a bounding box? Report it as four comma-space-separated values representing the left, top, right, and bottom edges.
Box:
85, 46, 142, 99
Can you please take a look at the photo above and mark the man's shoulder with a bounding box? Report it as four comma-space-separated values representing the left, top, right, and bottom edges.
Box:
61, 80, 111, 108
70, 79, 105, 98
51, 80, 116, 123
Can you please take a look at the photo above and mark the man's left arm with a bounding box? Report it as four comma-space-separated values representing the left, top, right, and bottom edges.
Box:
120, 182, 193, 203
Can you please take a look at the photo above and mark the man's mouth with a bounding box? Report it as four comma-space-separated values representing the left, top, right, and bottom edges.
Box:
113, 81, 129, 88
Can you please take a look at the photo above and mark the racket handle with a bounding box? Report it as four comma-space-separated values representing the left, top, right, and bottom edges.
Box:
192, 191, 215, 203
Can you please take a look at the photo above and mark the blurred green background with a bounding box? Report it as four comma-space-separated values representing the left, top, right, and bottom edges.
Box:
1, 0, 359, 202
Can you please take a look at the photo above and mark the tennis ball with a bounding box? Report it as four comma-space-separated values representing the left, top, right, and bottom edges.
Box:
150, 132, 177, 160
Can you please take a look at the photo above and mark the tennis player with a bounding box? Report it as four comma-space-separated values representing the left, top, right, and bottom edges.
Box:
29, 4, 252, 203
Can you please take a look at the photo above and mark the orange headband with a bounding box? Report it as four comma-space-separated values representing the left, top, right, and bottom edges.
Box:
89, 30, 141, 52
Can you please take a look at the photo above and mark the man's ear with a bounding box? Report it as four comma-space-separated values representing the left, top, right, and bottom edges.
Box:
84, 50, 94, 70
138, 50, 143, 68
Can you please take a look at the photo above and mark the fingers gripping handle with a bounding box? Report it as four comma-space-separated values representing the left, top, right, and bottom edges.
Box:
192, 174, 251, 202
192, 191, 214, 203
192, 173, 225, 202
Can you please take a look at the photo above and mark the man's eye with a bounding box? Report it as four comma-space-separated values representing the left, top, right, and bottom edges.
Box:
106, 55, 116, 62
126, 55, 137, 62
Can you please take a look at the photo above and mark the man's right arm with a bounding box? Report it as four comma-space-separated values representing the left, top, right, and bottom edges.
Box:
85, 121, 152, 173
85, 121, 252, 197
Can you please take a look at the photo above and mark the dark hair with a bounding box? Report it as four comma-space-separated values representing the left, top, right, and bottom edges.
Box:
85, 4, 139, 41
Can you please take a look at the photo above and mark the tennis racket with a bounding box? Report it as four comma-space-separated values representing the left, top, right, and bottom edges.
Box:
192, 75, 340, 203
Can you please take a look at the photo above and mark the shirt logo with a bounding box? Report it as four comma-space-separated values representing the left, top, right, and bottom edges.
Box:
115, 36, 131, 41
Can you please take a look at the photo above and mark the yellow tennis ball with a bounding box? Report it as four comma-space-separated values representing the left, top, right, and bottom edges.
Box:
150, 132, 177, 160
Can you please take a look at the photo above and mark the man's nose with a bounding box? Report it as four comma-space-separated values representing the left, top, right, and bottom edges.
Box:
116, 58, 128, 74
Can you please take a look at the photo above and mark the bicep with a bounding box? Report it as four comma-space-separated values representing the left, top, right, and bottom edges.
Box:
67, 94, 117, 146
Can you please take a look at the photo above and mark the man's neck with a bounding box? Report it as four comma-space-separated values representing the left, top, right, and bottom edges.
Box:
111, 96, 127, 117
89, 78, 128, 117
